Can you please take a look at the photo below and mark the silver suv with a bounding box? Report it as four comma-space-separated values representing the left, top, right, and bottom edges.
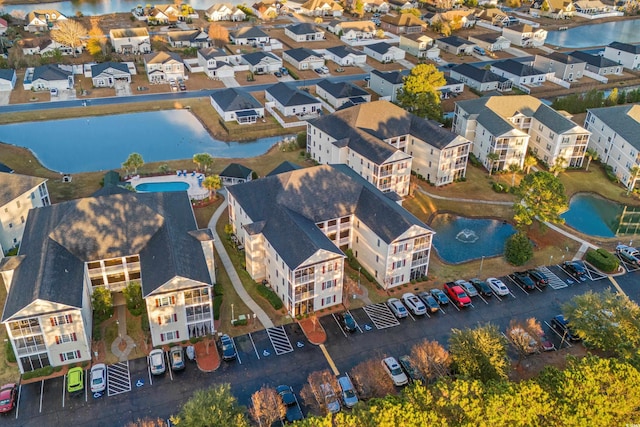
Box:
337, 375, 358, 408
387, 298, 408, 318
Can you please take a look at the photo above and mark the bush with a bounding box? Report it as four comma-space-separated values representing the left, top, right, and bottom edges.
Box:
232, 318, 248, 326
22, 366, 53, 380
504, 232, 533, 266
256, 284, 283, 310
296, 132, 306, 149
93, 324, 102, 341
141, 315, 150, 332
604, 165, 618, 183
585, 248, 619, 273
5, 341, 16, 363
469, 153, 482, 167
344, 249, 376, 283
492, 182, 509, 193
213, 294, 223, 320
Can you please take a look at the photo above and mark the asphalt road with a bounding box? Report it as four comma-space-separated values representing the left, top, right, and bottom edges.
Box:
5, 261, 637, 426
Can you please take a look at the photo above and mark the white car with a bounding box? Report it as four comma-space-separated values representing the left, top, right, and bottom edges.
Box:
337, 375, 358, 408
319, 66, 330, 74
90, 363, 106, 393
401, 293, 427, 316
487, 277, 510, 296
149, 349, 166, 375
50, 88, 58, 97
387, 298, 408, 318
616, 244, 640, 265
320, 383, 341, 414
381, 357, 408, 386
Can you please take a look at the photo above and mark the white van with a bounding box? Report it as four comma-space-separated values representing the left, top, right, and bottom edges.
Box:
337, 375, 358, 408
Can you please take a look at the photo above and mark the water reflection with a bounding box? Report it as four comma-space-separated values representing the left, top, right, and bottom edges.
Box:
561, 193, 640, 237
546, 19, 640, 48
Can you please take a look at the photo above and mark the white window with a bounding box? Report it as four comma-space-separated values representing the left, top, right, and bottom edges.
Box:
158, 313, 178, 325
160, 331, 180, 342
60, 350, 81, 362
156, 296, 176, 307
55, 333, 78, 344
50, 314, 73, 326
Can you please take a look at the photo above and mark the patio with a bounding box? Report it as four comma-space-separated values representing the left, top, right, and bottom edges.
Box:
127, 173, 209, 200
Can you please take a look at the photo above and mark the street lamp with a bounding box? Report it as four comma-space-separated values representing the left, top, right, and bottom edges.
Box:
231, 303, 234, 323
479, 256, 485, 277
549, 255, 554, 266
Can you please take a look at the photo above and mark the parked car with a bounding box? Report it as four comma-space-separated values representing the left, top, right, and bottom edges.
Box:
320, 383, 341, 414
276, 385, 304, 422
550, 314, 581, 342
418, 291, 440, 313
149, 349, 166, 375
337, 375, 358, 408
401, 293, 427, 316
381, 357, 409, 387
90, 363, 106, 393
274, 71, 283, 78
527, 269, 549, 288
562, 261, 587, 282
443, 282, 472, 307
512, 271, 536, 291
170, 346, 185, 371
67, 367, 84, 395
319, 66, 330, 74
0, 383, 17, 413
616, 244, 640, 265
50, 88, 58, 97
430, 288, 450, 305
487, 277, 510, 296
387, 298, 408, 318
398, 355, 425, 384
455, 279, 478, 297
279, 67, 289, 75
470, 278, 493, 297
314, 68, 324, 74
539, 334, 556, 351
337, 311, 357, 332
220, 334, 237, 361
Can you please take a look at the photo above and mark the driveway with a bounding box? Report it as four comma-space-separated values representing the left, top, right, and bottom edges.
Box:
0, 90, 10, 105
115, 81, 132, 97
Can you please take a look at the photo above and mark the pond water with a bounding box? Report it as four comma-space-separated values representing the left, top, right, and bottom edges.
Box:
560, 193, 640, 237
430, 213, 517, 264
0, 110, 283, 173
545, 19, 640, 48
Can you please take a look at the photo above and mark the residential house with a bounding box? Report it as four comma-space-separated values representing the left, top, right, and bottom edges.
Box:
363, 0, 391, 13
0, 172, 49, 255
490, 59, 547, 86
324, 45, 367, 66
226, 164, 434, 316
282, 48, 325, 70
109, 28, 151, 54
27, 64, 74, 91
91, 62, 132, 87
285, 23, 325, 42
0, 18, 7, 35
315, 80, 371, 109
219, 163, 255, 186
265, 82, 322, 117
380, 13, 427, 35
449, 63, 512, 92
534, 52, 586, 81
399, 33, 435, 58
197, 47, 238, 79
428, 10, 476, 28
389, 0, 419, 10
468, 33, 511, 52
573, 0, 609, 13
437, 76, 464, 99
24, 10, 67, 32
229, 27, 270, 46
502, 24, 547, 48
251, 1, 280, 19
241, 51, 282, 74
20, 38, 83, 56
328, 20, 376, 40
205, 3, 246, 21
0, 69, 16, 91
584, 105, 640, 191
167, 30, 210, 49
435, 36, 476, 55
363, 42, 406, 63
1, 191, 215, 373
299, 0, 343, 17
533, 0, 574, 18
144, 51, 185, 83
475, 7, 509, 26
603, 42, 640, 71
453, 95, 589, 172
369, 69, 407, 102
147, 4, 197, 24
568, 51, 622, 75
210, 88, 264, 124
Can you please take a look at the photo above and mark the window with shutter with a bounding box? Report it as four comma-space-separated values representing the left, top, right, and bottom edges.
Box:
160, 333, 165, 342
158, 316, 162, 325
173, 313, 177, 322
55, 336, 60, 345
76, 350, 81, 358
60, 354, 64, 362
176, 331, 180, 339
72, 332, 77, 341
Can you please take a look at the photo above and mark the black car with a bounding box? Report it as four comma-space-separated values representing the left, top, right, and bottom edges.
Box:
469, 278, 492, 297
337, 311, 357, 332
550, 315, 581, 342
398, 355, 425, 384
276, 385, 304, 422
512, 271, 536, 290
418, 291, 440, 313
219, 334, 237, 361
274, 71, 283, 78
527, 269, 549, 288
430, 288, 450, 305
563, 261, 587, 282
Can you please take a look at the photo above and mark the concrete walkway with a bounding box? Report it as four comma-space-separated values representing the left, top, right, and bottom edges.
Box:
208, 191, 274, 329
111, 302, 136, 361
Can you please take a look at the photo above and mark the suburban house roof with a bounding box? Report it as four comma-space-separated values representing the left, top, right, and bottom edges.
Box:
0, 163, 13, 173
451, 63, 508, 83
199, 46, 229, 59
442, 75, 462, 86
380, 13, 426, 26
365, 42, 395, 55
227, 164, 428, 269
266, 82, 319, 107
402, 33, 433, 42
371, 68, 408, 84
539, 52, 585, 65
220, 163, 254, 179
242, 51, 280, 65
1, 192, 213, 322
211, 88, 262, 112
492, 59, 545, 76
504, 23, 538, 33
325, 45, 365, 58
569, 50, 619, 68
287, 23, 321, 35
33, 64, 71, 81
144, 51, 183, 64
438, 35, 472, 47
588, 105, 640, 149
301, 0, 343, 12
471, 32, 505, 43
91, 61, 129, 76
331, 20, 376, 32
0, 69, 15, 82
267, 161, 303, 176
284, 47, 321, 62
230, 26, 269, 39
206, 3, 236, 13
607, 41, 640, 54
110, 28, 149, 38
168, 29, 208, 42
26, 9, 66, 23
0, 172, 46, 207
317, 80, 368, 99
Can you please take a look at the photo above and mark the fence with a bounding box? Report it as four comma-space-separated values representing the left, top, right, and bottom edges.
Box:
546, 74, 571, 88
574, 11, 624, 19
583, 69, 608, 83
265, 103, 307, 128
475, 21, 503, 32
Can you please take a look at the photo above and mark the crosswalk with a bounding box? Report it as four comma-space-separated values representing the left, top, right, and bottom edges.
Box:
538, 266, 568, 290
266, 326, 294, 355
107, 361, 131, 397
363, 303, 400, 329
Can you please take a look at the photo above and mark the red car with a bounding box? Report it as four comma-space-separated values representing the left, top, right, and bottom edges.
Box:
443, 282, 472, 307
0, 383, 17, 413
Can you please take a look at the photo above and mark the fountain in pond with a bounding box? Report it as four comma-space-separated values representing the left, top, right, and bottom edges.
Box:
455, 228, 479, 243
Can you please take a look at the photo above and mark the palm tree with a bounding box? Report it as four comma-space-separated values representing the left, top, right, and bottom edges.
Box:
122, 153, 144, 175
627, 165, 640, 195
193, 153, 213, 173
584, 148, 599, 172
487, 152, 500, 176
508, 163, 520, 186
550, 156, 567, 177
523, 154, 537, 174
202, 175, 222, 200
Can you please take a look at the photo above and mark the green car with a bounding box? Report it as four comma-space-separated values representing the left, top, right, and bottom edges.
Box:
67, 367, 84, 395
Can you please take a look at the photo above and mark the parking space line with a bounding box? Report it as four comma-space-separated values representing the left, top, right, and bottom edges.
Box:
266, 326, 294, 355
509, 291, 517, 299
15, 384, 21, 419
439, 306, 447, 314
450, 302, 460, 312
608, 275, 626, 297
319, 344, 340, 376
477, 295, 489, 305
232, 337, 242, 364
39, 380, 43, 413
85, 369, 89, 402
544, 321, 572, 348
407, 311, 416, 321
248, 333, 260, 360
493, 292, 503, 302
507, 276, 529, 296
332, 314, 348, 338
166, 352, 173, 381
62, 374, 66, 408
147, 357, 153, 386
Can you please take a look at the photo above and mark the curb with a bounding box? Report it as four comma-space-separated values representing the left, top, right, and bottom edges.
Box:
296, 319, 327, 346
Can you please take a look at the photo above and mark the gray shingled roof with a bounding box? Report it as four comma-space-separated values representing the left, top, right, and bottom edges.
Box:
316, 80, 368, 99
437, 36, 470, 47
0, 172, 46, 207
287, 23, 319, 35
608, 41, 640, 54
542, 52, 585, 65
285, 47, 320, 62
588, 105, 640, 149
568, 51, 619, 69
476, 109, 516, 136
91, 61, 129, 77
220, 163, 253, 179
371, 69, 408, 84
267, 161, 302, 176
0, 69, 15, 82
492, 59, 545, 77
33, 64, 71, 81
365, 42, 393, 54
199, 47, 228, 60
230, 26, 269, 40
266, 82, 320, 107
451, 63, 507, 84
242, 51, 279, 66
1, 192, 212, 321
326, 45, 363, 58
211, 88, 262, 112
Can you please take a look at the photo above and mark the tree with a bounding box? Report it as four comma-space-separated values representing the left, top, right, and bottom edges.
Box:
350, 358, 395, 399
401, 8, 422, 17
506, 318, 544, 366
410, 339, 451, 381
504, 232, 533, 265
549, 156, 567, 177
202, 175, 222, 199
91, 287, 113, 322
126, 419, 167, 427
354, 0, 364, 16
523, 154, 537, 174
627, 165, 640, 195
449, 323, 510, 382
562, 289, 640, 363
123, 281, 145, 316
249, 386, 285, 427
486, 151, 500, 175
396, 64, 446, 121
50, 19, 87, 57
208, 23, 229, 48
606, 87, 618, 105
300, 369, 340, 415
193, 153, 213, 173
584, 148, 599, 172
513, 171, 568, 228
508, 163, 520, 186
171, 384, 249, 427
122, 152, 144, 175
86, 38, 102, 56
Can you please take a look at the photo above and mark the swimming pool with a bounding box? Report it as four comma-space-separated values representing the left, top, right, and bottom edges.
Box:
135, 181, 190, 193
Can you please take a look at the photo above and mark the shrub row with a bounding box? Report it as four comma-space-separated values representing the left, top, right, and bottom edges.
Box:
604, 164, 618, 183
5, 341, 16, 363
344, 249, 376, 283
585, 248, 619, 273
492, 182, 510, 193
256, 284, 283, 310
22, 366, 53, 380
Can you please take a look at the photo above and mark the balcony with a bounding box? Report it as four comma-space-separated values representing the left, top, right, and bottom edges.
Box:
186, 311, 212, 323
294, 291, 315, 301
378, 169, 393, 177
411, 257, 429, 267
16, 343, 47, 356
185, 295, 209, 306
9, 324, 42, 338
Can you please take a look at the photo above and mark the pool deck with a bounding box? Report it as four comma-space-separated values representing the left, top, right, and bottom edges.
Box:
128, 173, 209, 200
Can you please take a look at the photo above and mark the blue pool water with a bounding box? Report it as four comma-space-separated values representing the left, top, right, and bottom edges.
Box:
135, 181, 190, 193
561, 193, 623, 238
430, 214, 517, 264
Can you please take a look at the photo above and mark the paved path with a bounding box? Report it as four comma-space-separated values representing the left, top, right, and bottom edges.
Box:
208, 191, 274, 329
111, 303, 136, 361
415, 186, 513, 205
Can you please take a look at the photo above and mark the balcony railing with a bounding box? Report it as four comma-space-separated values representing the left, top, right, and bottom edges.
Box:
186, 312, 212, 323
411, 257, 429, 267
294, 291, 315, 301
294, 275, 314, 285
10, 325, 42, 338
185, 295, 209, 306
16, 343, 47, 356
378, 169, 393, 177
